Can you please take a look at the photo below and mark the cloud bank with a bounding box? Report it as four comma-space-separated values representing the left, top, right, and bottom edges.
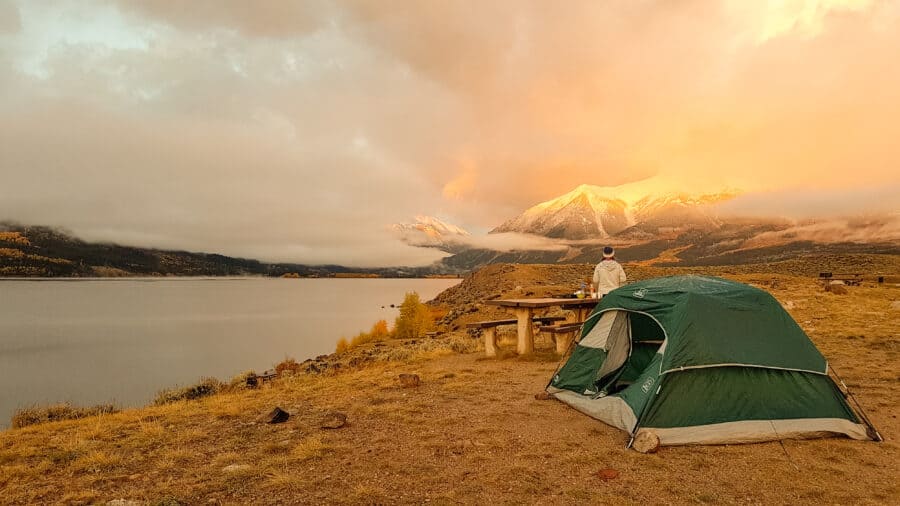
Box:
0, 1, 898, 265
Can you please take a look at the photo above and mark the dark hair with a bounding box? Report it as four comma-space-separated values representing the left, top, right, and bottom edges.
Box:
603, 246, 614, 255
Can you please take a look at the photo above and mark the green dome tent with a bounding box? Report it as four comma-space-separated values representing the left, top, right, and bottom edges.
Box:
547, 275, 880, 447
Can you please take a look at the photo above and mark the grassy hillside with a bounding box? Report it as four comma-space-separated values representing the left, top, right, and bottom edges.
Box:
1, 258, 898, 504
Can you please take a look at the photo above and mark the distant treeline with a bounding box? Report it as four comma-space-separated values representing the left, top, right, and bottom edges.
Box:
0, 223, 461, 278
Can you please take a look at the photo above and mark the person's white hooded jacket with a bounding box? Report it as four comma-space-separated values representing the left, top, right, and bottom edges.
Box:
593, 259, 627, 296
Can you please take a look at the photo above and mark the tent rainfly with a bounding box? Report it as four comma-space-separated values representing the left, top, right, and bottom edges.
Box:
547, 275, 881, 448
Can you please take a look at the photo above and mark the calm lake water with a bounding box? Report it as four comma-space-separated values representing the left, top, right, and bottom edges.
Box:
0, 277, 460, 428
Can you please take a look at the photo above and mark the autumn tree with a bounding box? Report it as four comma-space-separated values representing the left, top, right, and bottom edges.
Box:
393, 292, 434, 339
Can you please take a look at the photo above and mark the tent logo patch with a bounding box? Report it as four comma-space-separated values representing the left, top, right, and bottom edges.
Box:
641, 377, 655, 393
633, 289, 647, 299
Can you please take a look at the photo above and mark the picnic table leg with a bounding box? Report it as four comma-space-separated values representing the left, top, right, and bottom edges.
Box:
514, 308, 534, 354
483, 327, 498, 357
556, 330, 572, 354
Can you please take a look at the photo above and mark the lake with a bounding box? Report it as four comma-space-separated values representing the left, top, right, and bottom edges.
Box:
0, 277, 460, 428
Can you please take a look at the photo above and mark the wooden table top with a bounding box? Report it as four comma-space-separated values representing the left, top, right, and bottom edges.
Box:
483, 297, 599, 308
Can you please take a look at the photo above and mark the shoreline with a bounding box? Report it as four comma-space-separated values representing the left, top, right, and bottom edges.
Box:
0, 275, 463, 281
0, 278, 462, 430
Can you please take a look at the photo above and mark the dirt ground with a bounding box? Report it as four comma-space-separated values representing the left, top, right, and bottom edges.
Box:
1, 261, 899, 505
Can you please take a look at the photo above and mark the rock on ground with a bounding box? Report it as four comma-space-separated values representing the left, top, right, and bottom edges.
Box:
399, 374, 421, 388
633, 431, 660, 453
596, 469, 619, 480
320, 412, 347, 429
263, 407, 290, 424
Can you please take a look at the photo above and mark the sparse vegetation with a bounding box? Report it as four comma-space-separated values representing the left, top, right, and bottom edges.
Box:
153, 377, 224, 405
274, 357, 303, 376
335, 319, 392, 354
0, 231, 31, 245
227, 370, 258, 389
11, 403, 119, 429
335, 292, 436, 353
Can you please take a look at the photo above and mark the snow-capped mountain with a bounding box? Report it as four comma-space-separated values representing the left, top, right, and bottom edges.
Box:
393, 186, 898, 272
491, 185, 633, 239
392, 215, 471, 253
491, 184, 739, 240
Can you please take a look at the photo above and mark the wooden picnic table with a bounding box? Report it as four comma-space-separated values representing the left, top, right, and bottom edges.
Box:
483, 297, 599, 354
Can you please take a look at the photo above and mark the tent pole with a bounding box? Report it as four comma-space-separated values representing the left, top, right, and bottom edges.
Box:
543, 323, 583, 391
828, 364, 883, 442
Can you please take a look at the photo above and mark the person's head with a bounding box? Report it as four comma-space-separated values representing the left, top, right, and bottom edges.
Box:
602, 246, 615, 260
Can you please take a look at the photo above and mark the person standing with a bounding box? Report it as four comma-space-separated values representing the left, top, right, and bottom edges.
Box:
592, 246, 626, 297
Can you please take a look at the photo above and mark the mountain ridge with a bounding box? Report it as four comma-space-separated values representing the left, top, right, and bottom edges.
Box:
491, 183, 739, 240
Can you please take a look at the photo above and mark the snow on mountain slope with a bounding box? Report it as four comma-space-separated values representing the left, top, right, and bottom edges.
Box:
492, 183, 739, 240
392, 215, 471, 253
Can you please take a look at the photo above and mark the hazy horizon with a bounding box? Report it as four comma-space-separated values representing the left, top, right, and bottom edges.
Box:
1, 1, 899, 266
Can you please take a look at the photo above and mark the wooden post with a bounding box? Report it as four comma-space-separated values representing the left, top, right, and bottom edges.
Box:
577, 307, 589, 322
514, 307, 534, 355
555, 330, 571, 354
483, 327, 498, 357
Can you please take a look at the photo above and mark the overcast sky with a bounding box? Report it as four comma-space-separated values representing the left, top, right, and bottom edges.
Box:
1, 0, 898, 266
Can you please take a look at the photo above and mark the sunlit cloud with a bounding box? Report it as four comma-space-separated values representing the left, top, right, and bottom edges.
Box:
0, 0, 898, 266
752, 0, 873, 42
442, 158, 478, 201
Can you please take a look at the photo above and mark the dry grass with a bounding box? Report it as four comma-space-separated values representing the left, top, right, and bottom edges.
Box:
153, 377, 223, 405
0, 269, 898, 505
11, 403, 119, 429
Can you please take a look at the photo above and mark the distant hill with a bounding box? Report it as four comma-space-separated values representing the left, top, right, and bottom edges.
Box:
0, 223, 451, 278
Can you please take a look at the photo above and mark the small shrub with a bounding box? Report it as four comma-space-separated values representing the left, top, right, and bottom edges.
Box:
382, 346, 414, 362
153, 377, 223, 405
11, 403, 119, 429
370, 319, 390, 339
46, 449, 82, 465
226, 370, 257, 390
447, 334, 479, 354
291, 435, 329, 461
275, 357, 302, 377
335, 319, 391, 353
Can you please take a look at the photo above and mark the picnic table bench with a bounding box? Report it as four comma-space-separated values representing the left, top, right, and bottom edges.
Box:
539, 322, 585, 354
481, 297, 599, 355
467, 316, 565, 357
818, 272, 864, 286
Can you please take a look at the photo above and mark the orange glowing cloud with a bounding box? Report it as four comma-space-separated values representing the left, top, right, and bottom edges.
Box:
442, 159, 479, 201
1, 1, 898, 264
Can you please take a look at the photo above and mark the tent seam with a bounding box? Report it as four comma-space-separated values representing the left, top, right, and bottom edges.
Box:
660, 363, 828, 376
